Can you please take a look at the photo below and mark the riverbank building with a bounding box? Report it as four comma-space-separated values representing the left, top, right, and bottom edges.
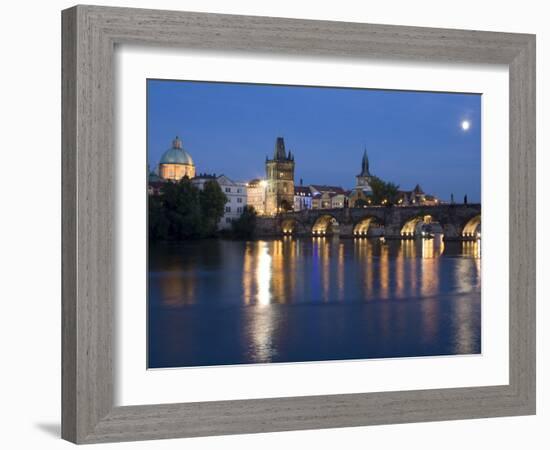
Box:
265, 137, 295, 215
349, 149, 374, 207
158, 136, 196, 181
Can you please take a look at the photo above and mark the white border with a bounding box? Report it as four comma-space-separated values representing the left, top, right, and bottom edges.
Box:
115, 46, 509, 406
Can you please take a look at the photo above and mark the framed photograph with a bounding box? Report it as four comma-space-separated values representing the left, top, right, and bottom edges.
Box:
62, 5, 535, 444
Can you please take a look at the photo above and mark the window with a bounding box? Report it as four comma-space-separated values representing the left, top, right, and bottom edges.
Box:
225, 206, 231, 213
237, 188, 242, 193
237, 207, 243, 213
226, 217, 231, 223
237, 197, 242, 203
225, 187, 231, 193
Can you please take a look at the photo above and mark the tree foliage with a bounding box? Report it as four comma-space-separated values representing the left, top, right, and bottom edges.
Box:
369, 176, 400, 205
148, 194, 169, 241
148, 178, 227, 241
231, 205, 257, 239
199, 180, 227, 236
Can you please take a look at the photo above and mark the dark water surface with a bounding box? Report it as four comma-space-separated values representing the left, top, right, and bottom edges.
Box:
148, 236, 481, 368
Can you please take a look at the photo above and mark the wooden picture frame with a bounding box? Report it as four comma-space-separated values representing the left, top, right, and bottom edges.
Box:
62, 5, 536, 444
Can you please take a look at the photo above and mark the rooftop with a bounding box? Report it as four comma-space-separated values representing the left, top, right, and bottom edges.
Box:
310, 185, 346, 195
159, 136, 194, 166
294, 186, 312, 196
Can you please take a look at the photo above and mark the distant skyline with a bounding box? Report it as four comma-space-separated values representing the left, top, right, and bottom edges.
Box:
147, 79, 481, 202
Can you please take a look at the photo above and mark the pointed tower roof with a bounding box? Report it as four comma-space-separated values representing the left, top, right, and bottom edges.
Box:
273, 137, 287, 160
359, 148, 371, 176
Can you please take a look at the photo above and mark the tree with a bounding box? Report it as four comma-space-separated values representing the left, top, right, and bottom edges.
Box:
148, 194, 169, 241
148, 178, 228, 241
369, 176, 400, 205
160, 178, 202, 239
231, 205, 257, 238
199, 180, 227, 237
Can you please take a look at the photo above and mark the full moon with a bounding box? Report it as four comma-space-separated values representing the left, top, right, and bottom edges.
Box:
461, 120, 471, 131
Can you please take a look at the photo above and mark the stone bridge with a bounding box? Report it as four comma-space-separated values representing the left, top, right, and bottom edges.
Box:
255, 204, 481, 240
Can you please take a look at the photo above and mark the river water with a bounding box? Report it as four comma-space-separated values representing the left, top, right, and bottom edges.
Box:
148, 236, 481, 368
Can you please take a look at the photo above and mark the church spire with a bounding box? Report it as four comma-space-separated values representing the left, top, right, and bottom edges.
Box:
361, 147, 370, 176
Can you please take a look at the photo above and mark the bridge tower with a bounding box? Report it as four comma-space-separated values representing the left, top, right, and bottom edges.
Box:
349, 148, 374, 207
356, 148, 373, 191
265, 137, 295, 214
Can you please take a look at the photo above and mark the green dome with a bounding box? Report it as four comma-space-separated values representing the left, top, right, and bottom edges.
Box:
148, 172, 162, 182
159, 136, 194, 166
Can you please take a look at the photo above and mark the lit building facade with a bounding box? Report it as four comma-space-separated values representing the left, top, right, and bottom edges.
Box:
218, 175, 247, 229
265, 137, 295, 215
294, 185, 312, 211
310, 185, 346, 209
246, 178, 267, 215
396, 185, 439, 205
192, 174, 247, 229
330, 193, 348, 209
158, 136, 196, 181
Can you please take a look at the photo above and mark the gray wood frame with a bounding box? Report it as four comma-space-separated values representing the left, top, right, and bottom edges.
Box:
62, 5, 536, 444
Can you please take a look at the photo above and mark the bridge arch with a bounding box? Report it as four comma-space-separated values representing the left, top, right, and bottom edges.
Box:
311, 214, 340, 236
280, 218, 305, 235
400, 214, 443, 238
353, 216, 384, 237
461, 214, 481, 239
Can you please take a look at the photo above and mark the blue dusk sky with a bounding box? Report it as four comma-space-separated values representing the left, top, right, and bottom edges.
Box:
147, 79, 481, 202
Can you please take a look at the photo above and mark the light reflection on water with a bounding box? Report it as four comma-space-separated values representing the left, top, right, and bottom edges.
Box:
148, 236, 481, 368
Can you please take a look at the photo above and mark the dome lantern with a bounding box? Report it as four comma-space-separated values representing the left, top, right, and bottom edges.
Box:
172, 136, 183, 149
